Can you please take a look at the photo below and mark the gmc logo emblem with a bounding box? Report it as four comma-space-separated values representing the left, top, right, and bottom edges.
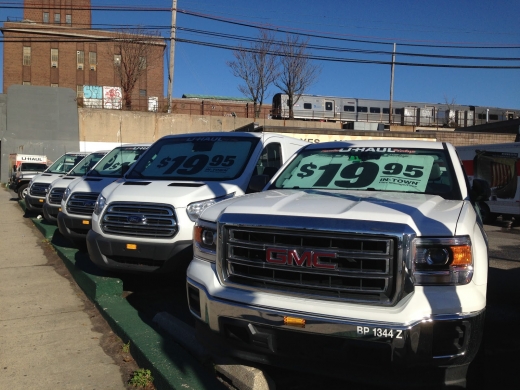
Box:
266, 248, 338, 270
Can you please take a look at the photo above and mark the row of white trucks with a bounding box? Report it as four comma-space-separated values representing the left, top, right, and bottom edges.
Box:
11, 134, 520, 388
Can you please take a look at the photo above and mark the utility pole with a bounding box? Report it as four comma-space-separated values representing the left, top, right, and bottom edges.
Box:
389, 43, 396, 127
167, 0, 177, 113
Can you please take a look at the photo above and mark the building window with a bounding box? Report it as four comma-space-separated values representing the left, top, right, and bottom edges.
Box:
77, 85, 84, 98
22, 81, 31, 86
54, 13, 60, 24
51, 84, 58, 87
139, 89, 146, 97
77, 51, 84, 69
114, 54, 121, 66
89, 52, 97, 71
23, 46, 31, 66
65, 14, 71, 25
43, 12, 49, 23
139, 56, 146, 69
51, 48, 59, 68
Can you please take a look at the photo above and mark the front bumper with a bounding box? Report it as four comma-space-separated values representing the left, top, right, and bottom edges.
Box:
57, 212, 92, 241
86, 229, 192, 273
187, 274, 485, 387
43, 203, 60, 223
25, 193, 45, 211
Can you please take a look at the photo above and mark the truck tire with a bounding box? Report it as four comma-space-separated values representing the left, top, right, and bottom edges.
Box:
18, 184, 28, 200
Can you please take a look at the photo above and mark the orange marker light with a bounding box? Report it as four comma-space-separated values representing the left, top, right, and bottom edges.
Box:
126, 244, 137, 250
82, 220, 90, 225
451, 245, 472, 266
284, 316, 306, 328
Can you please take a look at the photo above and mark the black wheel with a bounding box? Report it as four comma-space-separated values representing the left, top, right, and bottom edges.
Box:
17, 184, 28, 200
478, 202, 497, 224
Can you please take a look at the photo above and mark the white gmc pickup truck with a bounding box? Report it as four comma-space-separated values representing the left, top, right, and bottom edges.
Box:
86, 132, 308, 273
187, 140, 490, 388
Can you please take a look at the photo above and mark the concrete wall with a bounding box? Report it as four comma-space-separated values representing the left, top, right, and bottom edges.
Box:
0, 85, 79, 183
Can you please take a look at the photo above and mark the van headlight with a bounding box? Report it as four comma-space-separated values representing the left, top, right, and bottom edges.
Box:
93, 194, 107, 216
412, 236, 473, 285
62, 187, 72, 201
193, 220, 217, 263
186, 192, 235, 222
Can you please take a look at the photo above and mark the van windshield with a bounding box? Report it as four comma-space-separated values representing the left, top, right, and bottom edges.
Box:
127, 136, 259, 181
88, 146, 149, 178
46, 154, 87, 174
271, 146, 462, 200
20, 163, 47, 171
68, 152, 107, 177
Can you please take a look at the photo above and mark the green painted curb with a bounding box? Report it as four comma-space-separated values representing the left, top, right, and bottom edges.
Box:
19, 200, 224, 390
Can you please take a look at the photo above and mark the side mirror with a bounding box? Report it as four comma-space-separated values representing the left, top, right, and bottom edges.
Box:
470, 178, 491, 202
248, 174, 270, 193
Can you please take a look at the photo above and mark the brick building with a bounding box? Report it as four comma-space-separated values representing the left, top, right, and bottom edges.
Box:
1, 0, 165, 110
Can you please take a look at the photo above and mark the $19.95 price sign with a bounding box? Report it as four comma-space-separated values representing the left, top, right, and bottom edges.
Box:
283, 154, 434, 192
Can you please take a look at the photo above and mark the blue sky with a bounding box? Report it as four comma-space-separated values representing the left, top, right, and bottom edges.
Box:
1, 0, 520, 109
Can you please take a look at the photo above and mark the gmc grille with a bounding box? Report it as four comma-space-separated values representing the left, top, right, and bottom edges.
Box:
49, 188, 66, 204
66, 192, 99, 215
101, 202, 177, 238
222, 227, 397, 305
30, 183, 50, 197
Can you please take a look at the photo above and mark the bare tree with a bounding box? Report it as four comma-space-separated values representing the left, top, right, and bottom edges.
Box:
106, 28, 164, 110
227, 29, 279, 118
274, 34, 321, 119
443, 94, 458, 127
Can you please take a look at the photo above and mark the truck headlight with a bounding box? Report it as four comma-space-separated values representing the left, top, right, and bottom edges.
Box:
193, 220, 217, 263
93, 194, 107, 216
412, 236, 473, 285
62, 187, 72, 201
186, 192, 235, 222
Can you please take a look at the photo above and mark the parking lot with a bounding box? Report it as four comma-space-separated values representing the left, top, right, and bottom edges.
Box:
11, 189, 520, 389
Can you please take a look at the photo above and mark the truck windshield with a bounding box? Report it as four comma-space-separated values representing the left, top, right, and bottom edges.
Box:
88, 146, 149, 178
67, 152, 107, 177
127, 136, 260, 181
46, 154, 87, 174
272, 146, 462, 200
21, 163, 47, 171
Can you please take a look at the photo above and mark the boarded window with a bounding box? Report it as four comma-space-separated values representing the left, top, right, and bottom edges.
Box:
139, 56, 146, 69
77, 85, 84, 98
303, 103, 312, 109
51, 84, 58, 87
23, 46, 31, 66
51, 49, 58, 68
77, 51, 84, 69
139, 89, 147, 97
114, 54, 121, 66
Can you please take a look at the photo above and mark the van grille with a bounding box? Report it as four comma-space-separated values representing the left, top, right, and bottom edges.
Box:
49, 188, 66, 204
66, 192, 99, 215
222, 227, 397, 305
30, 183, 50, 197
101, 202, 177, 238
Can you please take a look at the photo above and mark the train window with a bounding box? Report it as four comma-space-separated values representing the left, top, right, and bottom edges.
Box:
357, 106, 368, 113
489, 114, 498, 121
343, 105, 355, 112
394, 108, 403, 115
478, 114, 486, 119
383, 108, 390, 114
303, 103, 312, 109
325, 102, 333, 111
370, 107, 381, 113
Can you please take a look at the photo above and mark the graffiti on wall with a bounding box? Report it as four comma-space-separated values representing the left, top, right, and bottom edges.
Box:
83, 85, 103, 108
103, 86, 122, 110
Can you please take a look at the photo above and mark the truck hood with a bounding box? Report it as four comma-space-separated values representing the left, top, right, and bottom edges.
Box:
32, 173, 65, 184
103, 180, 238, 209
69, 177, 119, 194
50, 176, 81, 189
201, 189, 466, 236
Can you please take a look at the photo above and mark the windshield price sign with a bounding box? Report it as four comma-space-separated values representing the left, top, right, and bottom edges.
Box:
282, 153, 434, 192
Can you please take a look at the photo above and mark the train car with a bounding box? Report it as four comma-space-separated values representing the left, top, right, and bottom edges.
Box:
271, 93, 518, 128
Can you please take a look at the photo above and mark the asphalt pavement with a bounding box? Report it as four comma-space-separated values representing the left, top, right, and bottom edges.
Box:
0, 187, 127, 389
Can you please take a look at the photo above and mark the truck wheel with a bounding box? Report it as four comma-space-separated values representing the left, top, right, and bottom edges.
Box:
18, 184, 28, 200
478, 202, 497, 224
